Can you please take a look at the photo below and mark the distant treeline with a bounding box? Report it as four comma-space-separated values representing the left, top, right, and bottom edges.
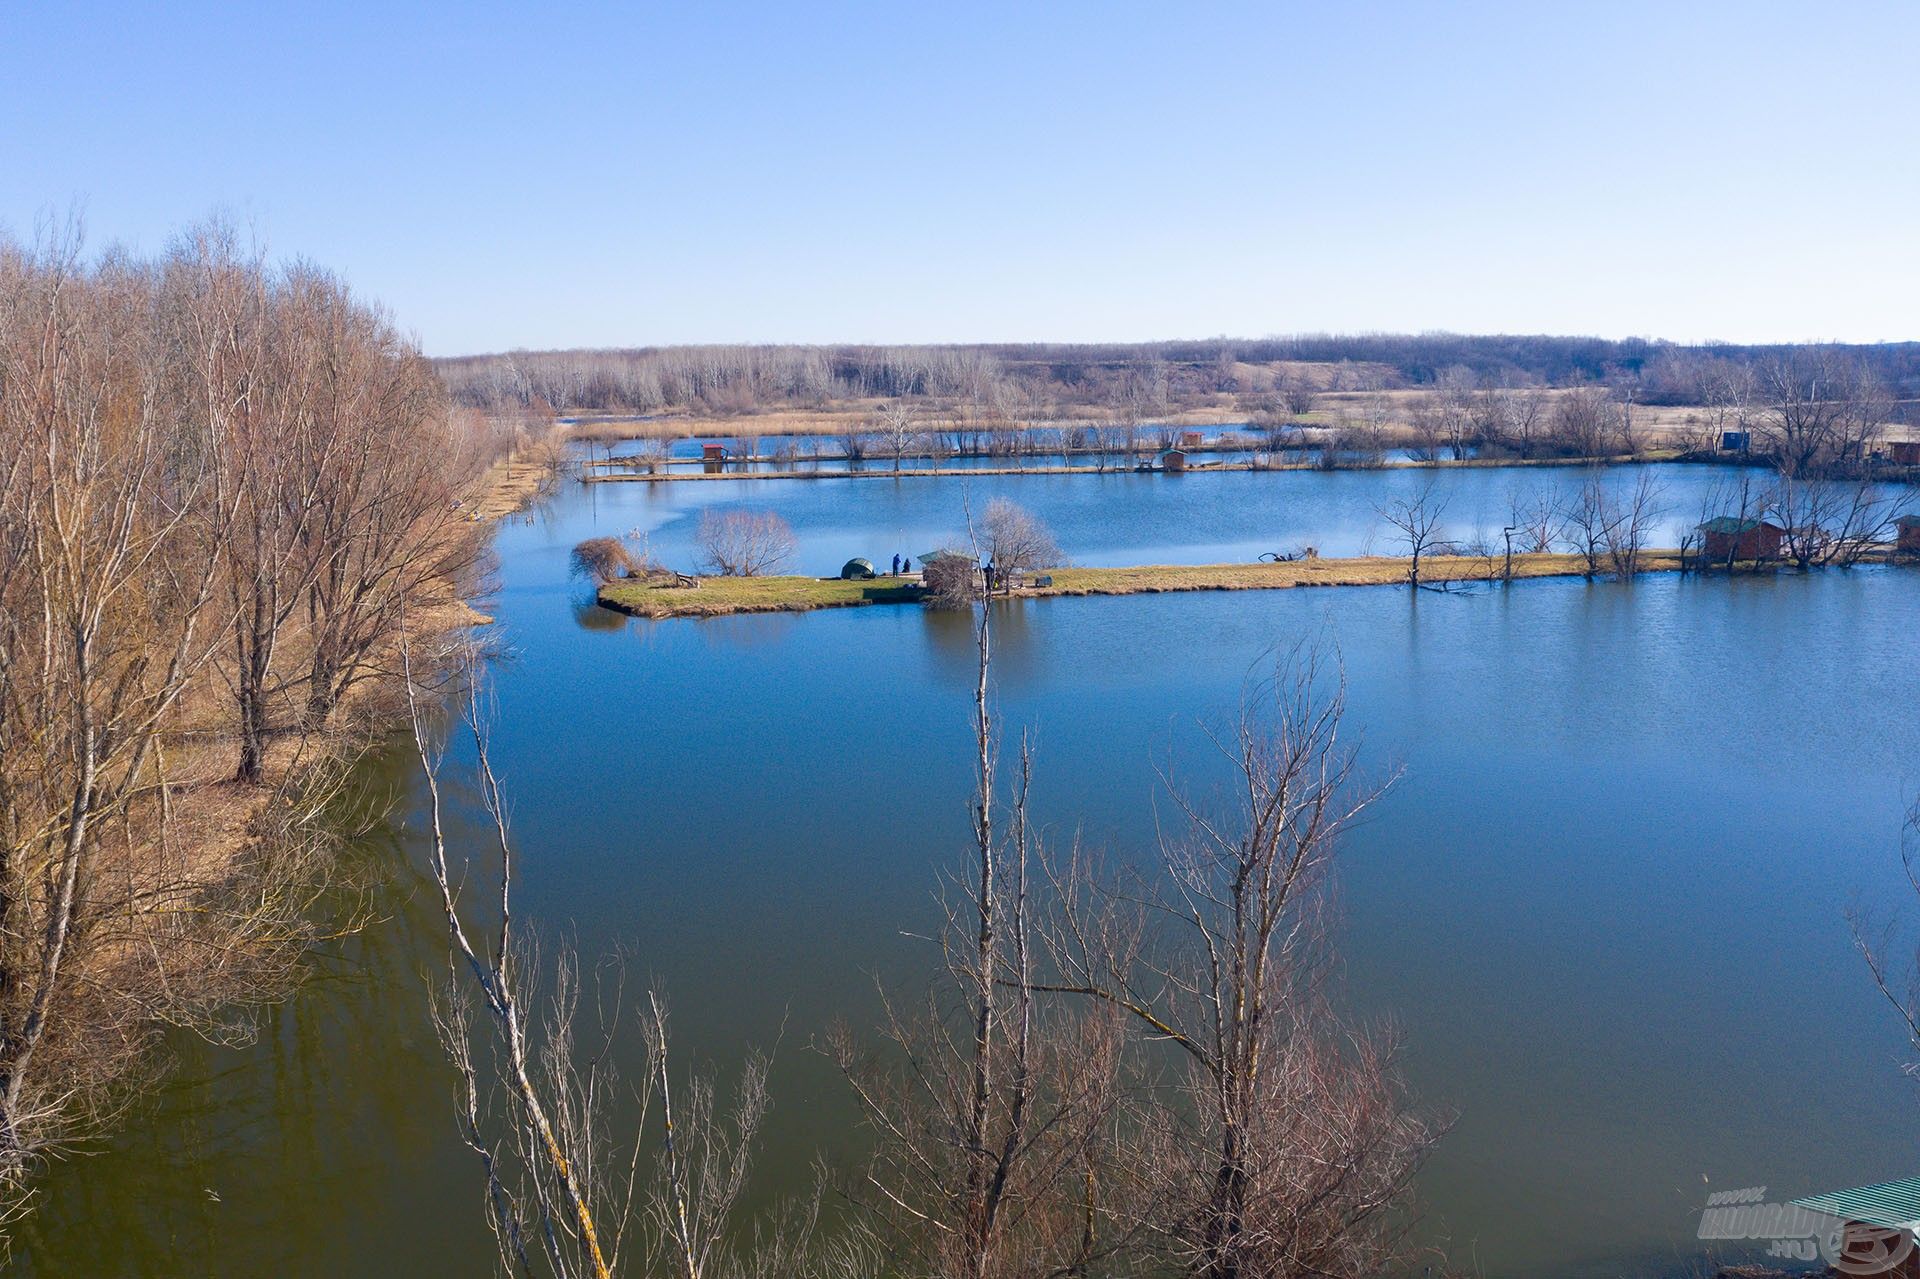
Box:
437, 335, 1920, 416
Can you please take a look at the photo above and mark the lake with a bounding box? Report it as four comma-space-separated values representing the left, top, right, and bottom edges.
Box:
573, 458, 1768, 576
14, 461, 1920, 1278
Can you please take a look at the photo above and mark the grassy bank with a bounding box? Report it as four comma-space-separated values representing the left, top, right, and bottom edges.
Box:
467, 440, 561, 518
597, 551, 1691, 619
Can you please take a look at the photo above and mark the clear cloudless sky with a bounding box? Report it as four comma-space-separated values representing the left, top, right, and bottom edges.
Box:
3, 2, 1915, 355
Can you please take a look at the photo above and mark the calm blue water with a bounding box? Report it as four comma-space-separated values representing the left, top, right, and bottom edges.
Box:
16, 463, 1920, 1279
561, 460, 1758, 576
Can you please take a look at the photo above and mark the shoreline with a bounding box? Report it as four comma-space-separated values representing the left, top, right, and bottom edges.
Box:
596, 551, 1697, 619
582, 452, 1681, 485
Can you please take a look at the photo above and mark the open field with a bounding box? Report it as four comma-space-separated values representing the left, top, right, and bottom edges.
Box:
596, 551, 1701, 619
559, 398, 1269, 442
552, 387, 1906, 449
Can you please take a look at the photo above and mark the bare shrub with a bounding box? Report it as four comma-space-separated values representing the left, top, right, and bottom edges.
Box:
921, 551, 980, 609
571, 535, 642, 584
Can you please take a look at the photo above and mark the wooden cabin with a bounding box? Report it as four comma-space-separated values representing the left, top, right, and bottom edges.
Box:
1180, 430, 1205, 447
1890, 441, 1920, 466
701, 442, 729, 461
1697, 516, 1785, 561
1159, 448, 1188, 472
1897, 514, 1920, 555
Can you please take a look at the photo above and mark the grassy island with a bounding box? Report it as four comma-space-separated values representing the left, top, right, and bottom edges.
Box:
596, 550, 1692, 620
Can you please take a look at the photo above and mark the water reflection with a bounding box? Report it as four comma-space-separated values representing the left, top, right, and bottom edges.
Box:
570, 599, 629, 632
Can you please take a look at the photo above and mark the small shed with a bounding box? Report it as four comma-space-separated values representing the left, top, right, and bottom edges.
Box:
1159, 448, 1189, 473
1721, 430, 1750, 452
1180, 430, 1205, 447
919, 549, 980, 597
1698, 516, 1784, 561
1890, 441, 1920, 466
701, 442, 729, 461
1897, 515, 1920, 554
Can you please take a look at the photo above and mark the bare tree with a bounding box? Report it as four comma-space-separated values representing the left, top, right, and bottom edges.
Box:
1755, 348, 1891, 477
286, 266, 486, 727
1434, 366, 1478, 460
697, 510, 797, 577
978, 498, 1062, 588
407, 655, 791, 1279
1769, 477, 1904, 570
1506, 482, 1564, 554
1376, 481, 1450, 586
1404, 396, 1445, 463
1479, 383, 1550, 459
829, 600, 1134, 1279
164, 223, 328, 782
1558, 476, 1611, 578
1601, 471, 1666, 579
1277, 372, 1318, 417
1326, 396, 1393, 469
1038, 653, 1441, 1279
873, 400, 924, 473
1550, 386, 1618, 459
0, 223, 333, 1218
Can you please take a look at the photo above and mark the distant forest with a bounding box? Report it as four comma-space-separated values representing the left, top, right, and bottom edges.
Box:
437, 334, 1920, 418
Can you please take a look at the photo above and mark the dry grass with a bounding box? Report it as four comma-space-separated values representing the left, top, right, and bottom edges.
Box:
1043, 551, 1686, 595
553, 384, 1768, 448
466, 439, 561, 520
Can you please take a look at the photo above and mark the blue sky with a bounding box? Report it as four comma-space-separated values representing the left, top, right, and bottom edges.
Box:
3, 2, 1915, 355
